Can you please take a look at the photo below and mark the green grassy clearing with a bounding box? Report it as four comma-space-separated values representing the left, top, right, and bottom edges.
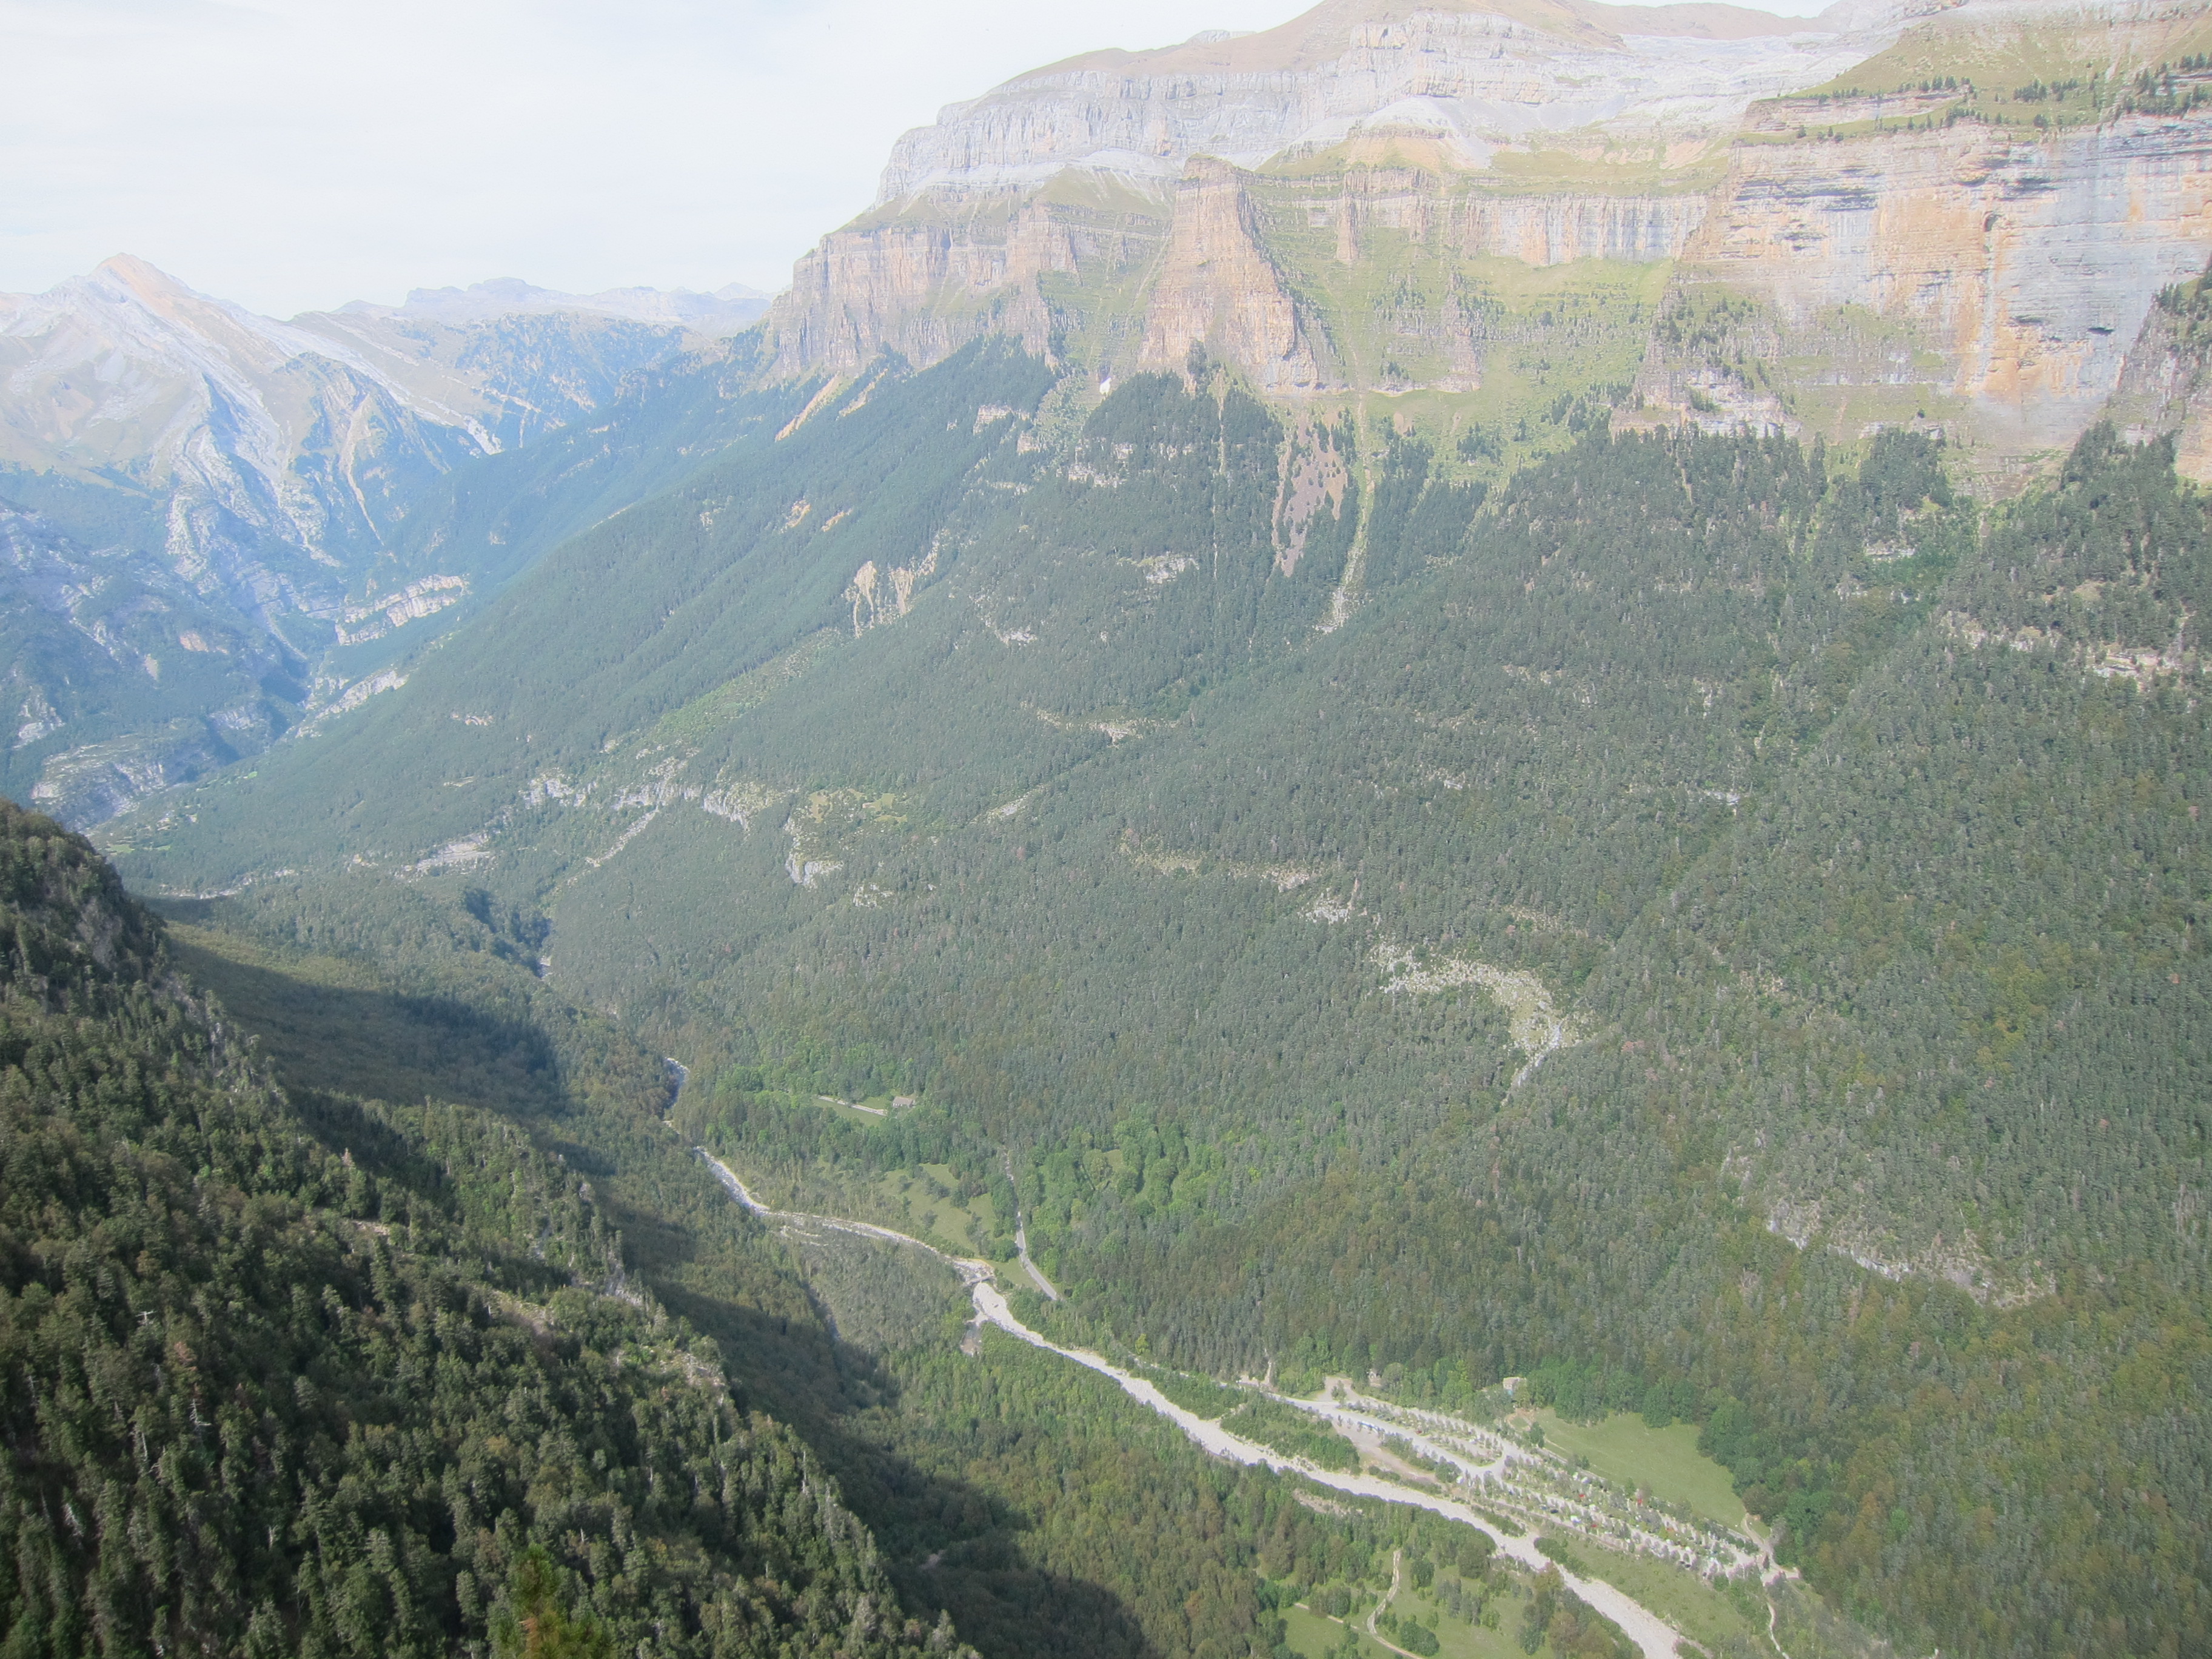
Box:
1390, 1584, 1527, 1659
1784, 8, 2212, 130
1530, 1410, 1743, 1527
1285, 1566, 1550, 1659
1243, 178, 1665, 463
1282, 1601, 1376, 1657
1480, 149, 1725, 195
866, 1162, 999, 1253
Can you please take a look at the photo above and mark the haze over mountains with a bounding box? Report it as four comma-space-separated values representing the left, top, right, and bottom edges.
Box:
16, 0, 2212, 831
1, 256, 770, 822
344, 276, 770, 333
4, 1, 2210, 1657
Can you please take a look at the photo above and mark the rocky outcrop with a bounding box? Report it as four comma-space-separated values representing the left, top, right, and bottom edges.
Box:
1140, 159, 1330, 390
845, 545, 942, 634
27, 719, 238, 830
2104, 260, 2212, 476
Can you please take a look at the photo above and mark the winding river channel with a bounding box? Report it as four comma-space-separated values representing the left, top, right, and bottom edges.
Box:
698, 1151, 1686, 1659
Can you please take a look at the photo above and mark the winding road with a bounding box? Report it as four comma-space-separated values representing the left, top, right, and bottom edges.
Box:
698, 1151, 1686, 1659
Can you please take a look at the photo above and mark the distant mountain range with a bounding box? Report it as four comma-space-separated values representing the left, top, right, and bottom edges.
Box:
341, 274, 769, 333
0, 257, 776, 823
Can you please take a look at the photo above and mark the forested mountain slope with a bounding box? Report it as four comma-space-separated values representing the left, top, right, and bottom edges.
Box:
98, 326, 2211, 1658
0, 800, 968, 1658
33, 801, 1690, 1659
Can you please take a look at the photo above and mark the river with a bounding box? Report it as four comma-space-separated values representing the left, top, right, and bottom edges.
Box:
698, 1150, 1687, 1659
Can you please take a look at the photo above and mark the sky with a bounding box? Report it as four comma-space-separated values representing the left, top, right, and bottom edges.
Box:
0, 0, 1828, 318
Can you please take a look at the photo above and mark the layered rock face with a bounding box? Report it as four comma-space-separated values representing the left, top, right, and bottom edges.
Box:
772, 195, 1141, 375
1651, 108, 2212, 447
768, 0, 2212, 468
1141, 159, 1327, 389
876, 0, 1888, 198
769, 0, 1893, 383
768, 155, 1716, 391
769, 0, 1877, 383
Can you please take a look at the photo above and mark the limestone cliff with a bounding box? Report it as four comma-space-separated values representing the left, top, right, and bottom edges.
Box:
1139, 159, 1329, 390
1645, 109, 2212, 452
766, 0, 2212, 471
769, 192, 1133, 376
766, 0, 1877, 389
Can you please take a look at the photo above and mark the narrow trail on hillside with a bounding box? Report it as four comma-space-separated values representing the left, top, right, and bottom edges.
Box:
697, 1151, 1684, 1659
1002, 1148, 1062, 1301
1365, 1549, 1422, 1658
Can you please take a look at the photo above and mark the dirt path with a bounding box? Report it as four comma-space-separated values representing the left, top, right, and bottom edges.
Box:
1002, 1149, 1062, 1301
1362, 1549, 1427, 1657
699, 1151, 1684, 1659
1014, 1219, 1061, 1300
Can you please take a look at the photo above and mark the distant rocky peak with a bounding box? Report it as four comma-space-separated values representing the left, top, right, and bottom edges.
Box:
339, 275, 771, 336
88, 252, 204, 306
8, 253, 254, 353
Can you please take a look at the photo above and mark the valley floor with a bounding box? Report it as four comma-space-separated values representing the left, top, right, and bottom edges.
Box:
699, 1151, 1692, 1659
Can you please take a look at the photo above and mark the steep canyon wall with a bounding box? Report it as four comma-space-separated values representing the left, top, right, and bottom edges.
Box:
1656, 109, 2212, 448
764, 0, 2212, 466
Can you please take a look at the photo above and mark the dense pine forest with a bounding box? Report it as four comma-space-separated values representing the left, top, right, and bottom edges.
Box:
47, 326, 2211, 1659
0, 800, 968, 1657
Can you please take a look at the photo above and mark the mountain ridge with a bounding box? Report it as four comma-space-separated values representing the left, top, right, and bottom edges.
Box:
338, 273, 770, 334
766, 0, 2212, 482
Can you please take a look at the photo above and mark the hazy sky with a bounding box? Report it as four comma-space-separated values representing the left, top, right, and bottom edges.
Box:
1, 0, 1827, 318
